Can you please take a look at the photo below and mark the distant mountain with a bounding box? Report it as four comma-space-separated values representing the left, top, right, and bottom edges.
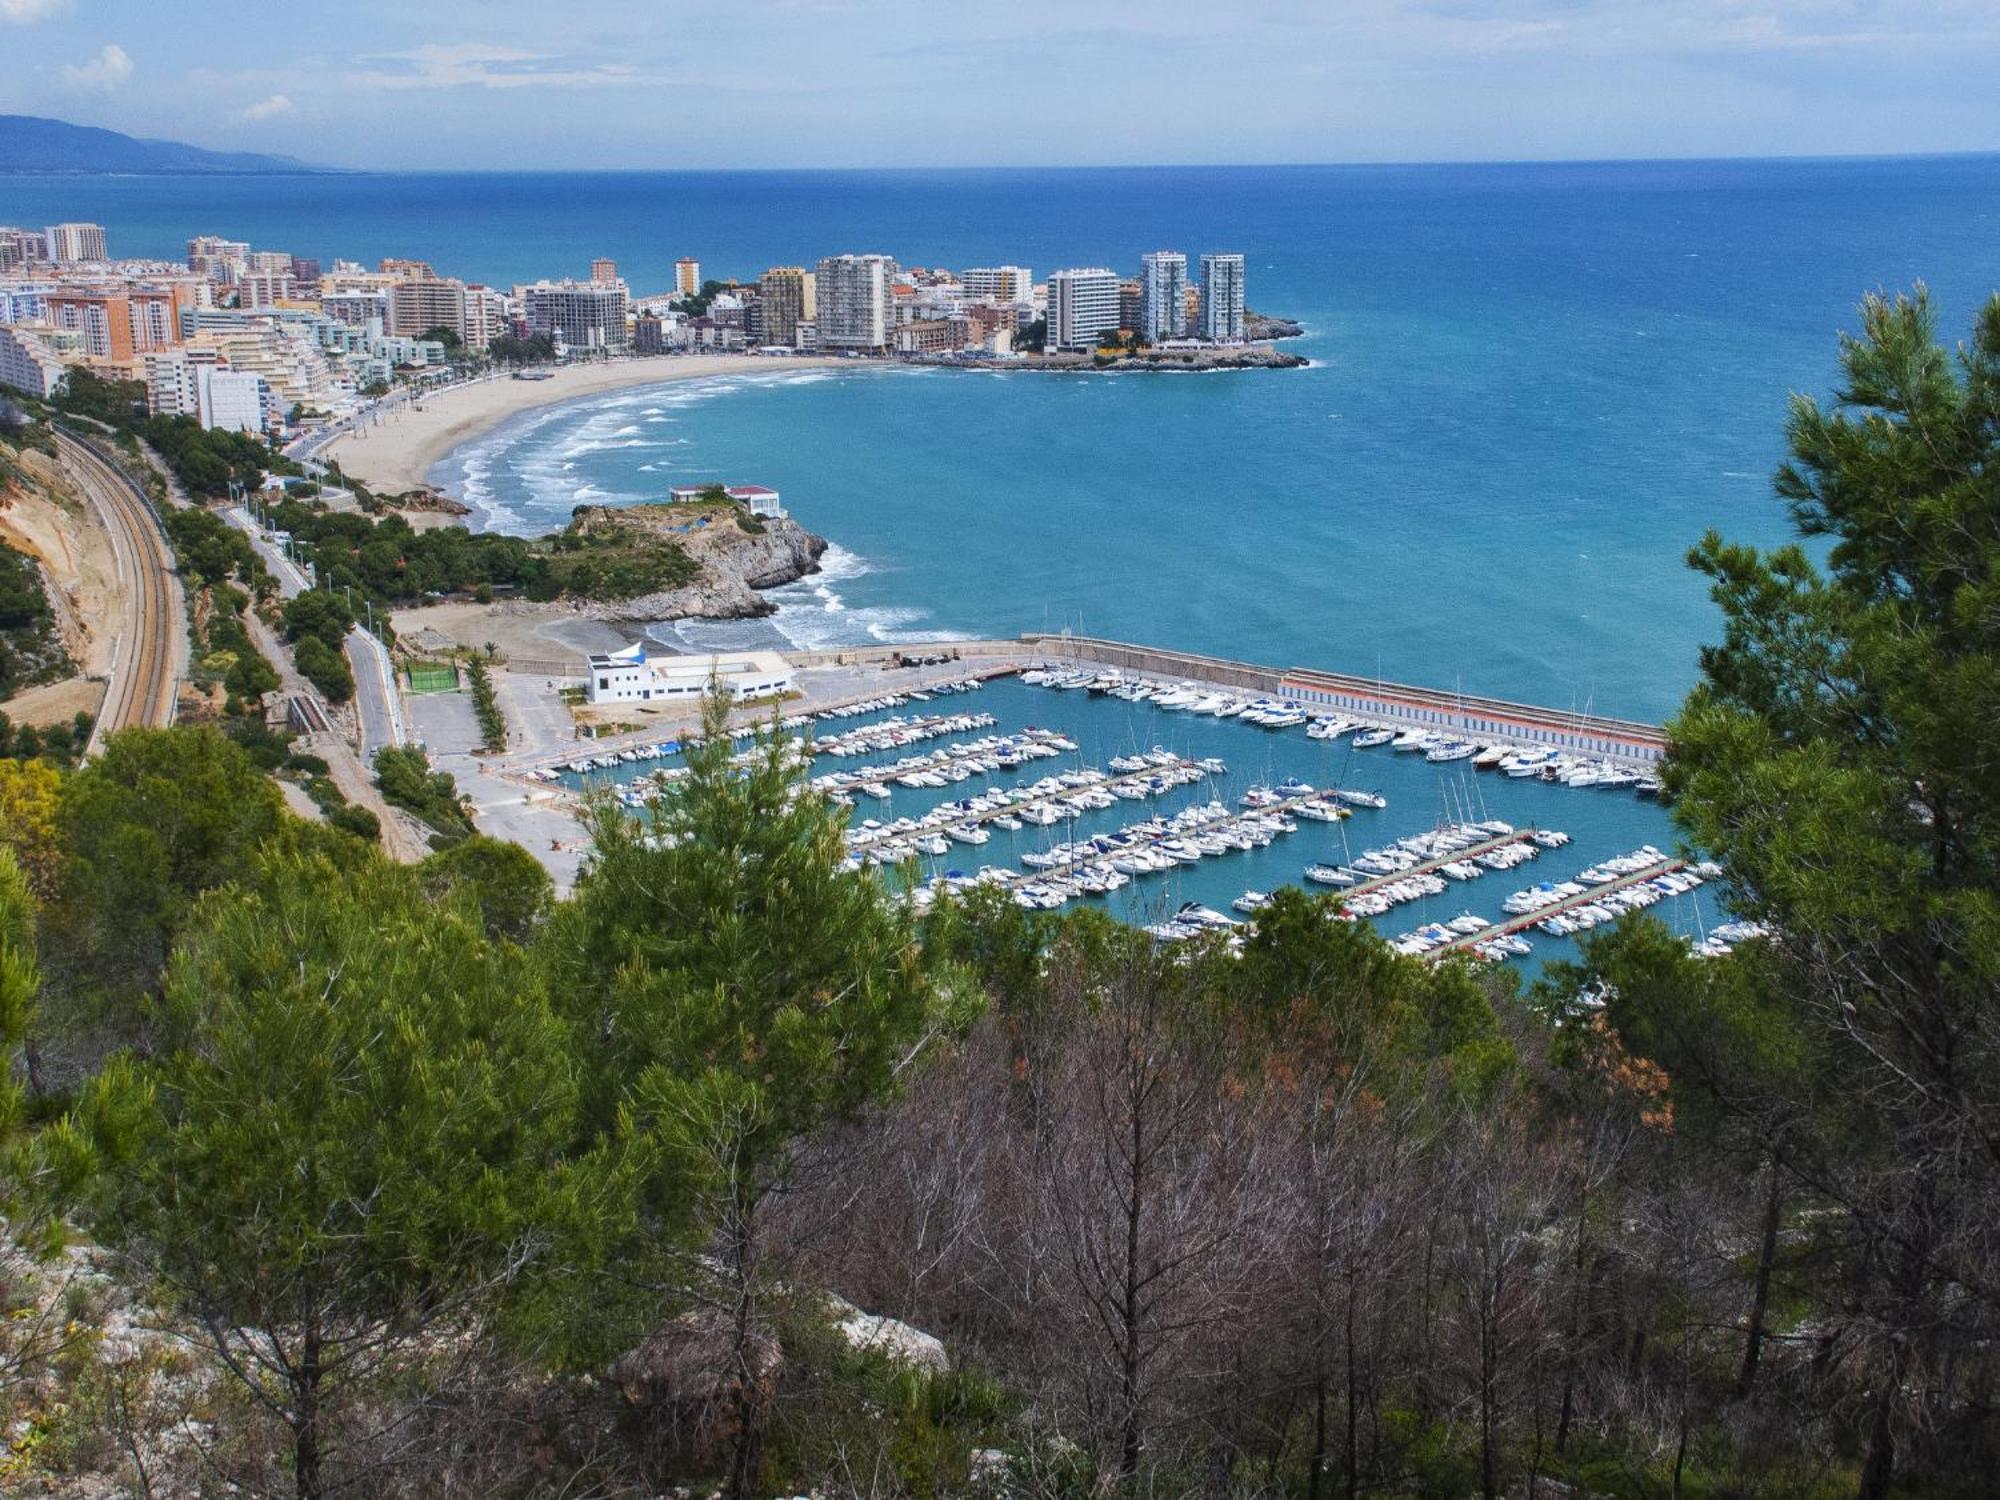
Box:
0, 114, 331, 175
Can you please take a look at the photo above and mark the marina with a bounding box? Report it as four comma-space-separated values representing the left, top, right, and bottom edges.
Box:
553, 672, 1726, 968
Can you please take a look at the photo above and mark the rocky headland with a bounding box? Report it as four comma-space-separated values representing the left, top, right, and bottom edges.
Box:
538, 500, 826, 623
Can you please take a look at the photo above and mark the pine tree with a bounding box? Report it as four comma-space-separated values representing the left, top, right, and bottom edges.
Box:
1666, 287, 2000, 1498
80, 843, 583, 1500
551, 689, 951, 1497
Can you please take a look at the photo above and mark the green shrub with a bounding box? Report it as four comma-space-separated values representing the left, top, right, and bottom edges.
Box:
294, 636, 354, 704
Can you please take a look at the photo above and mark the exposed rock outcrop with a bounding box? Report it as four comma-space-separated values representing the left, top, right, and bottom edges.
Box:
561, 503, 826, 623
825, 1293, 950, 1372
1245, 310, 1305, 340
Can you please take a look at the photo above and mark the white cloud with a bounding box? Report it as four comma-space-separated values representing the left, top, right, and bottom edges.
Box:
62, 42, 134, 92
0, 0, 69, 23
234, 93, 294, 122
354, 43, 644, 90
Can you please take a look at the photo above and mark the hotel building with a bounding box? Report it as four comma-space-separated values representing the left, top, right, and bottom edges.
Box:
187, 235, 250, 281
461, 285, 510, 350
1200, 252, 1246, 343
388, 276, 468, 341
1139, 251, 1189, 342
146, 348, 274, 433
757, 266, 816, 347
523, 279, 629, 351
44, 223, 108, 265
1046, 268, 1122, 351
0, 325, 70, 398
42, 287, 183, 362
238, 271, 298, 310
0, 229, 47, 272
815, 254, 895, 352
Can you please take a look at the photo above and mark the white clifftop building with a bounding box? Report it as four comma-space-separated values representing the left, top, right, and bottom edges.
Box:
667, 483, 786, 519
585, 647, 794, 707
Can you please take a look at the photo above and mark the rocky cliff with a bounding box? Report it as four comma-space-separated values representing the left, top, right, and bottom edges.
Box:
564, 502, 827, 622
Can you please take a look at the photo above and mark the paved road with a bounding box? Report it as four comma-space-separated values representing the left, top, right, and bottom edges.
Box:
225, 505, 310, 598
345, 626, 405, 760
56, 431, 182, 753
224, 505, 404, 760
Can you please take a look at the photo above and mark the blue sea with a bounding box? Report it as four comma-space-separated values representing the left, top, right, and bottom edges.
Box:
11, 159, 1994, 719
13, 157, 1991, 957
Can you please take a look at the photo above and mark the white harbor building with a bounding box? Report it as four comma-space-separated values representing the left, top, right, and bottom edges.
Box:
586, 647, 794, 706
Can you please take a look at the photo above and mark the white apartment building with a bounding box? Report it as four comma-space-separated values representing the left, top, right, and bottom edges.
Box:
44, 223, 107, 265
0, 286, 46, 326
200, 365, 273, 434
1139, 251, 1189, 342
1046, 268, 1122, 351
145, 346, 276, 432
146, 347, 210, 417
961, 266, 1034, 305
815, 254, 895, 352
321, 290, 390, 330
187, 316, 343, 416
0, 325, 70, 398
1200, 252, 1246, 343
585, 647, 793, 706
522, 280, 628, 351
462, 286, 510, 350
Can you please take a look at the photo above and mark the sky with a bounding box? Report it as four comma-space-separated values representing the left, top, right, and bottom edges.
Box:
1, 0, 1997, 170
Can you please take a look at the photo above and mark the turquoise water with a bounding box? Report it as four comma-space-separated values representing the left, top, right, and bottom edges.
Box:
11, 159, 1996, 716
395, 157, 1996, 722
566, 676, 1722, 963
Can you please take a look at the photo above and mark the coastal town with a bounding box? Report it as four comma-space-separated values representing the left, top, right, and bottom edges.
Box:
0, 221, 1298, 442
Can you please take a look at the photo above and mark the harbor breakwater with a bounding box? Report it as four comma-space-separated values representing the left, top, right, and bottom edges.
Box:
504, 632, 1667, 766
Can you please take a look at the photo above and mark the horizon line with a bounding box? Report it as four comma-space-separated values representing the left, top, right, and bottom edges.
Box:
8, 145, 1999, 179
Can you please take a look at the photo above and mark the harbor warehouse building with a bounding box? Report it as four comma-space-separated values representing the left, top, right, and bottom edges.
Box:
586, 647, 793, 706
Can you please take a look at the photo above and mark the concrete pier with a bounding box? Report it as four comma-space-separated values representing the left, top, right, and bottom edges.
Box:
786, 634, 1666, 765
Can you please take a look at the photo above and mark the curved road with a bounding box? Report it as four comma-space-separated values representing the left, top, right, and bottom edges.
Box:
55, 431, 182, 751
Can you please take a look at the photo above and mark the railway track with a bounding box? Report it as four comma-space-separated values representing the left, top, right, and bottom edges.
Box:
55, 431, 180, 750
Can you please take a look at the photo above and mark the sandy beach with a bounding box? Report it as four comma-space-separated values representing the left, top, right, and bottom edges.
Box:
322, 353, 844, 499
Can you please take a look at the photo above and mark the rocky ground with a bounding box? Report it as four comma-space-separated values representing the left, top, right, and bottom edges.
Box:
0, 435, 119, 723
1245, 310, 1305, 340
390, 502, 828, 663
563, 502, 828, 623
1028, 344, 1308, 372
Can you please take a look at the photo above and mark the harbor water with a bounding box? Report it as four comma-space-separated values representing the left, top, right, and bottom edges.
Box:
559, 675, 1723, 970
